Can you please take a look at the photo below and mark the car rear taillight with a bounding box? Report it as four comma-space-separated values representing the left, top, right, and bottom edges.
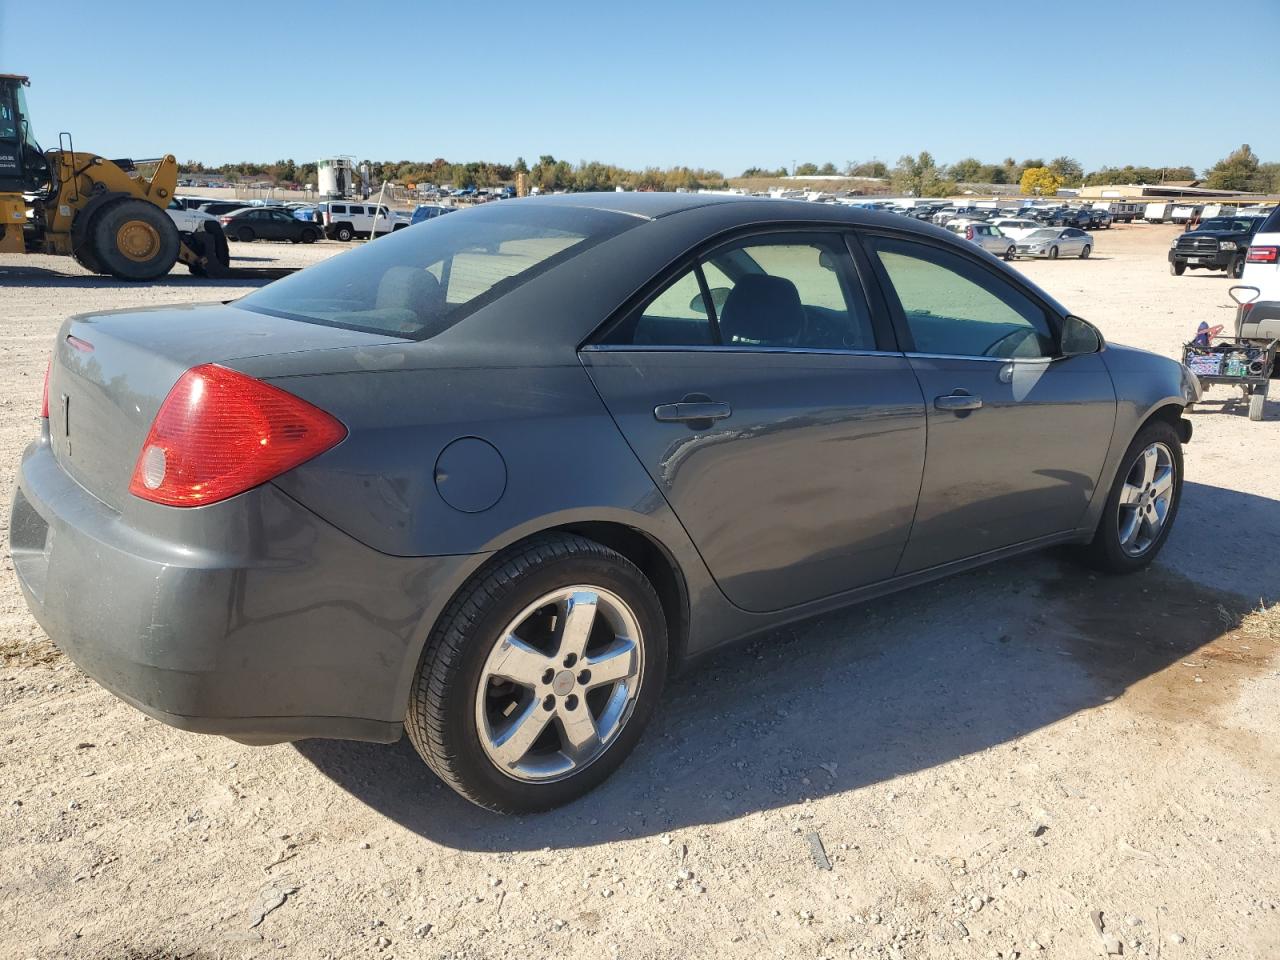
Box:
128, 364, 346, 507
1246, 246, 1278, 263
40, 357, 50, 419
219, 216, 232, 225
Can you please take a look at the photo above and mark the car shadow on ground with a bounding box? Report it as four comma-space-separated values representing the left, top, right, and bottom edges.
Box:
296, 481, 1277, 850
0, 264, 290, 288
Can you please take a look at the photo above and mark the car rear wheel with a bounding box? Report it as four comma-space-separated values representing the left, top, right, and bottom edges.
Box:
1080, 244, 1091, 259
335, 225, 354, 242
1078, 419, 1182, 574
405, 533, 667, 813
1170, 261, 1186, 276
236, 227, 255, 243
1003, 246, 1015, 261
1249, 383, 1268, 422
301, 229, 318, 244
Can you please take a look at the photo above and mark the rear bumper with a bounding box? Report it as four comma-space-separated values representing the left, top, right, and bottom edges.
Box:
10, 439, 479, 745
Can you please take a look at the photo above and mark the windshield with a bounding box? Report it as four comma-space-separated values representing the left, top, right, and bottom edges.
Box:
238, 202, 639, 339
1026, 229, 1059, 240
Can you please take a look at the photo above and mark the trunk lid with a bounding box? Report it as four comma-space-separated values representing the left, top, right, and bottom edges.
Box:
48, 301, 404, 512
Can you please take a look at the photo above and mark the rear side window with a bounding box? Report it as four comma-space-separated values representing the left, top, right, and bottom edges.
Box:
330, 204, 346, 214
238, 204, 639, 340
869, 236, 1054, 359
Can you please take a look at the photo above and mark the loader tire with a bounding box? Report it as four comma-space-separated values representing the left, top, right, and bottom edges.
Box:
90, 199, 181, 281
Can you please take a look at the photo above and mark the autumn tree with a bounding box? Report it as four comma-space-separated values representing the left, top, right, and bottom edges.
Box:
1020, 166, 1063, 196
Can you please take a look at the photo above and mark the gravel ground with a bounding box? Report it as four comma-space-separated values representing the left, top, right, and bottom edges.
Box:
1, 227, 1277, 960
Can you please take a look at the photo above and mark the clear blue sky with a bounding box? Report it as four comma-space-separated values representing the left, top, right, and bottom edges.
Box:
2, 0, 1276, 175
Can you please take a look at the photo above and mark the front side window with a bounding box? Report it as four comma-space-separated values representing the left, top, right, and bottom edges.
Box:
870, 236, 1054, 359
602, 234, 876, 351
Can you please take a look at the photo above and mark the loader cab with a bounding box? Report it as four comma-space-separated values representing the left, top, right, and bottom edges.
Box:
0, 74, 48, 194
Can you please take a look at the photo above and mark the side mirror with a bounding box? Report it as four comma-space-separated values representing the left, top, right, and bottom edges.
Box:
1060, 314, 1104, 357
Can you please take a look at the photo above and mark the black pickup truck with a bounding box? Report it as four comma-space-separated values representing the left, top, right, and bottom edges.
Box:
1169, 216, 1265, 278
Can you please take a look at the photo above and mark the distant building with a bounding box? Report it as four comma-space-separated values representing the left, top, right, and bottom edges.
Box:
1079, 183, 1251, 199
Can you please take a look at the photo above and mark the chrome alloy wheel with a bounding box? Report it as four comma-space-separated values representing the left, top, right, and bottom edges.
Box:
1117, 442, 1176, 557
475, 586, 644, 782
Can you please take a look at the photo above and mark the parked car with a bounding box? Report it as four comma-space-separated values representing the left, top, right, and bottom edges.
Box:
166, 199, 217, 234
1238, 205, 1280, 343
172, 196, 219, 211
1170, 215, 1267, 278
219, 207, 322, 243
990, 217, 1044, 241
317, 201, 397, 241
1015, 227, 1094, 259
1045, 208, 1092, 229
410, 203, 458, 226
11, 194, 1194, 813
197, 200, 255, 217
944, 219, 1015, 260
1086, 209, 1113, 230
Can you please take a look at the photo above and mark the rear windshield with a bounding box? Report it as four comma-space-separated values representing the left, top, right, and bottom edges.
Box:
237, 202, 639, 340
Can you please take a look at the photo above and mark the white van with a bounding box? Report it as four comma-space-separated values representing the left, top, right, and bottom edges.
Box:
319, 201, 397, 241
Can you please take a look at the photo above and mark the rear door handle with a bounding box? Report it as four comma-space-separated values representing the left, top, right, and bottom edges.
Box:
654, 401, 732, 423
934, 392, 983, 412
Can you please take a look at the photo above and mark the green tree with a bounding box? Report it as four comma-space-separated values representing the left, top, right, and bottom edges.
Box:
949, 157, 983, 182
1204, 144, 1261, 191
817, 161, 838, 176
1020, 166, 1063, 196
892, 152, 948, 197
794, 162, 820, 176
1048, 156, 1084, 185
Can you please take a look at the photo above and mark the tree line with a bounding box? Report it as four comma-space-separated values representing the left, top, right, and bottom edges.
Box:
180, 155, 727, 193
181, 145, 1277, 196
745, 145, 1279, 196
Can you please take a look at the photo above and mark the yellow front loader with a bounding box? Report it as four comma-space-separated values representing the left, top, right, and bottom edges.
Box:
0, 73, 229, 279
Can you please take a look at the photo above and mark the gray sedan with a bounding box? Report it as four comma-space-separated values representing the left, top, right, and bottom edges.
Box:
10, 195, 1195, 813
1016, 226, 1094, 259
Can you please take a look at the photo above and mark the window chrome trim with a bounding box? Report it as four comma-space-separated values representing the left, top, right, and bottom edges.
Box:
580, 343, 902, 358
904, 352, 1055, 364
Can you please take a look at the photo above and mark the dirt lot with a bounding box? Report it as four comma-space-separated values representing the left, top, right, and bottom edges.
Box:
1, 226, 1277, 960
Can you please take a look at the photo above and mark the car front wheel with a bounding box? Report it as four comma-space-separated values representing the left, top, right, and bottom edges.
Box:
1079, 419, 1182, 574
1080, 244, 1091, 259
405, 533, 668, 813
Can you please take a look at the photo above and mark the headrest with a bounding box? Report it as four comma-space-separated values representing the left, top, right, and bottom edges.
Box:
718, 274, 804, 346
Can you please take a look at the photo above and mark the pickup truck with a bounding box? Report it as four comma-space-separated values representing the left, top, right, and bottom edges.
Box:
1169, 215, 1267, 278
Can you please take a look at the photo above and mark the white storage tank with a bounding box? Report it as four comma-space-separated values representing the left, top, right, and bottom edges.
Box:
317, 158, 353, 199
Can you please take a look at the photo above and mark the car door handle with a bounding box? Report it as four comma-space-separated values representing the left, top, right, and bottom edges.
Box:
934, 392, 983, 412
654, 401, 732, 423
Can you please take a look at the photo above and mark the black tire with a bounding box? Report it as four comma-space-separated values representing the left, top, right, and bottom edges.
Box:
1230, 257, 1245, 279
70, 230, 107, 275
1003, 245, 1015, 261
405, 533, 668, 813
1080, 244, 1091, 259
1078, 419, 1183, 574
335, 224, 354, 242
236, 226, 255, 243
301, 228, 318, 244
89, 198, 181, 281
1170, 261, 1186, 276
1048, 245, 1059, 260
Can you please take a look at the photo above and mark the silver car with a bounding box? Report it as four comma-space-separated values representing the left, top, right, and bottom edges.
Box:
945, 219, 1016, 261
1016, 227, 1094, 259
